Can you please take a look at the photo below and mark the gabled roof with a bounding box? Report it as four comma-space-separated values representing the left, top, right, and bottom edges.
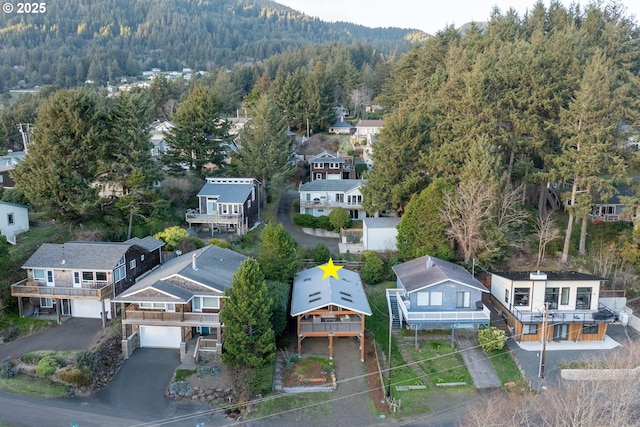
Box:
114, 245, 246, 303
22, 237, 164, 271
330, 120, 354, 129
291, 266, 371, 316
355, 120, 384, 128
309, 150, 345, 163
197, 182, 254, 204
392, 255, 488, 293
299, 179, 364, 193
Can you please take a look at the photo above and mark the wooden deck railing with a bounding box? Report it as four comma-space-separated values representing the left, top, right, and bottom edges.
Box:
123, 308, 219, 325
600, 289, 626, 298
11, 279, 113, 300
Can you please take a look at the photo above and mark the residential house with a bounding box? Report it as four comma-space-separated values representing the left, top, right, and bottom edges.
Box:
0, 150, 25, 188
291, 262, 371, 361
299, 179, 365, 219
490, 271, 617, 342
11, 237, 164, 326
185, 177, 260, 235
308, 151, 355, 181
0, 201, 29, 244
329, 118, 354, 135
353, 119, 384, 143
114, 245, 246, 361
150, 120, 174, 158
589, 185, 634, 223
362, 217, 400, 252
387, 256, 491, 343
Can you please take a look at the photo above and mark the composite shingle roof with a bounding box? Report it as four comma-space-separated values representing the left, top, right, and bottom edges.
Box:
363, 217, 400, 229
392, 255, 488, 293
197, 183, 254, 204
299, 179, 364, 193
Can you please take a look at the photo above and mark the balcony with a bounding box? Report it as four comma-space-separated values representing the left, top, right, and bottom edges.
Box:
185, 209, 243, 225
387, 288, 491, 324
122, 307, 220, 326
299, 199, 363, 209
11, 279, 113, 300
299, 314, 364, 334
512, 304, 617, 324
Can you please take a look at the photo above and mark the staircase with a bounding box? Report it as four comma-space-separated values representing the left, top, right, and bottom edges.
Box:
388, 293, 402, 331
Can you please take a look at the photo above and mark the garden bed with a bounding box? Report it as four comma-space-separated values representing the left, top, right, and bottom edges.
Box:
282, 356, 336, 392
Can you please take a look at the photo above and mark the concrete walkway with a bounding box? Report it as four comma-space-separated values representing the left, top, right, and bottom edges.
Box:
455, 329, 502, 389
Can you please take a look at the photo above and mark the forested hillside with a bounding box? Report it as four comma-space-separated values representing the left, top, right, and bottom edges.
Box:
0, 0, 422, 91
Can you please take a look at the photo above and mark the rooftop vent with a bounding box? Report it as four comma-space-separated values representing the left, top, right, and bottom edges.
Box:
530, 271, 547, 281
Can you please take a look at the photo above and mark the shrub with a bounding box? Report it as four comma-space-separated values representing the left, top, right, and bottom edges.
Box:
168, 380, 193, 397
361, 251, 384, 284
76, 350, 97, 371
153, 226, 189, 251
312, 243, 331, 263
36, 355, 61, 376
316, 215, 332, 231
0, 358, 16, 378
328, 207, 351, 231
3, 325, 19, 342
293, 214, 316, 228
478, 326, 507, 353
56, 364, 93, 386
209, 237, 231, 249
246, 365, 273, 395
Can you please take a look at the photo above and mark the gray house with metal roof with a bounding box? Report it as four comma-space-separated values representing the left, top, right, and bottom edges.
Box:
291, 264, 371, 361
186, 177, 259, 235
114, 245, 246, 360
387, 256, 490, 343
11, 237, 164, 326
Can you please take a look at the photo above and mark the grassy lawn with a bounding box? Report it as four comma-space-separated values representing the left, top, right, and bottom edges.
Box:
409, 340, 473, 387
488, 348, 523, 385
0, 375, 70, 398
250, 392, 332, 420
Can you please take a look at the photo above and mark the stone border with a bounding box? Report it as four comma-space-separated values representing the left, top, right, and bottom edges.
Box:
283, 372, 337, 393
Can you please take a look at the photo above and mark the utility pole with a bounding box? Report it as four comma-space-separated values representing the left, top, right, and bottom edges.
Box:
538, 302, 549, 378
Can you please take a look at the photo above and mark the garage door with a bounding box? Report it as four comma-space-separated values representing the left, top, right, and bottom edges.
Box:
71, 299, 102, 319
140, 326, 181, 348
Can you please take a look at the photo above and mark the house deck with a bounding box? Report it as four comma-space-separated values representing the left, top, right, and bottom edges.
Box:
11, 279, 113, 300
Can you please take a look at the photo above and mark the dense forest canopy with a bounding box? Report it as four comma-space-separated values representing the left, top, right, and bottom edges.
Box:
0, 0, 422, 91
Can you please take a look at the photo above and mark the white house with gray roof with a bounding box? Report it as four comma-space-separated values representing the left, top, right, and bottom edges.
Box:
114, 245, 246, 360
362, 217, 400, 251
299, 179, 365, 219
11, 237, 164, 326
387, 255, 490, 345
186, 177, 259, 235
0, 201, 29, 244
291, 264, 371, 361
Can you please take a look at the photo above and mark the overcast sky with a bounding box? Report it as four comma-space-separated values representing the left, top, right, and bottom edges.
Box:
274, 0, 640, 34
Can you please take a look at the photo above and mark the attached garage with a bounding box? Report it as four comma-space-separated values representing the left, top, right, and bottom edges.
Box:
140, 326, 181, 348
71, 299, 110, 319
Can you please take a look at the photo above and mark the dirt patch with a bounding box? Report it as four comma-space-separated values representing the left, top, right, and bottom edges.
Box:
283, 357, 335, 388
365, 332, 389, 415
298, 134, 341, 156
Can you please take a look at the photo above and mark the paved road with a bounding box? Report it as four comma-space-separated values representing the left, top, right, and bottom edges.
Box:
0, 318, 104, 360
278, 189, 339, 253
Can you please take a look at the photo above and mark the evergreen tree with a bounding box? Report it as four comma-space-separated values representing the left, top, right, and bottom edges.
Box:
163, 85, 230, 177
221, 258, 275, 368
13, 88, 103, 219
234, 94, 294, 196
257, 223, 298, 282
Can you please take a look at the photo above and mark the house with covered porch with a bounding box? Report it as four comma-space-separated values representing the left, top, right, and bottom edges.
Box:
11, 237, 164, 326
387, 255, 491, 345
114, 245, 246, 362
490, 271, 617, 342
291, 260, 371, 361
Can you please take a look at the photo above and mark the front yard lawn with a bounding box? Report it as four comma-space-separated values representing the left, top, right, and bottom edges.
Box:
0, 375, 70, 398
409, 340, 473, 387
487, 347, 522, 385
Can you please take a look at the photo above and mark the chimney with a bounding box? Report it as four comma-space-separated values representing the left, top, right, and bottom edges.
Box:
192, 253, 198, 271
530, 271, 547, 281
426, 256, 433, 269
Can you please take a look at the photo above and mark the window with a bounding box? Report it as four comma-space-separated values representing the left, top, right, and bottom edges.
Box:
456, 291, 471, 308
95, 272, 107, 282
514, 288, 530, 306
523, 324, 538, 335
139, 302, 166, 309
114, 256, 126, 282
504, 289, 509, 304
561, 287, 570, 305
544, 287, 559, 309
141, 254, 145, 262
582, 324, 599, 335
329, 162, 339, 169
417, 291, 442, 306
82, 271, 94, 281
130, 259, 137, 269
576, 287, 592, 310
193, 296, 220, 311
39, 298, 53, 308
33, 269, 45, 282
7, 213, 14, 225
315, 173, 322, 180
335, 193, 344, 203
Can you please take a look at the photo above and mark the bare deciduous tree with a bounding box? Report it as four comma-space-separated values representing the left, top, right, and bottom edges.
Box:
534, 211, 561, 267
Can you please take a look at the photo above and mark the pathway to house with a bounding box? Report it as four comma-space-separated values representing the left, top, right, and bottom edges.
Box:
455, 329, 502, 389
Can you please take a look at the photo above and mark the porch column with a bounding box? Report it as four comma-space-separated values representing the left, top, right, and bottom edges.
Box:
360, 332, 365, 362
55, 299, 61, 325
297, 315, 302, 356
17, 297, 23, 317
101, 300, 106, 328
328, 334, 333, 360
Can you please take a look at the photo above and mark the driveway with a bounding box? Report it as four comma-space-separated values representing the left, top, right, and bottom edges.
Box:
0, 318, 104, 360
278, 189, 339, 253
